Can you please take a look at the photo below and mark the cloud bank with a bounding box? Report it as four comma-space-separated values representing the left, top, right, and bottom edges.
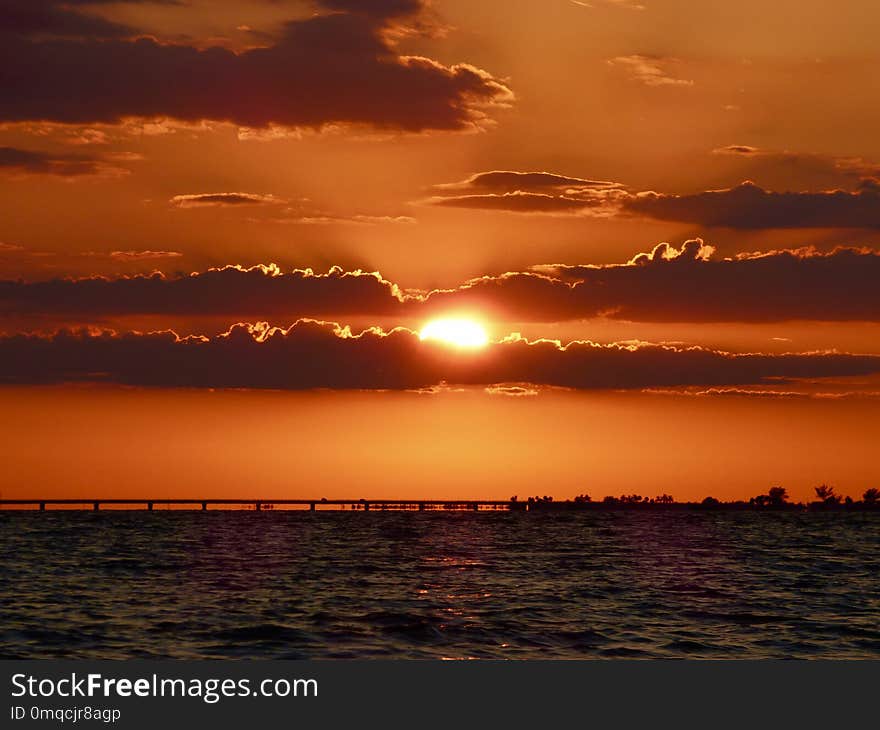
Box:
0, 0, 512, 133
3, 244, 879, 324
1, 320, 878, 390
626, 179, 880, 229
428, 170, 880, 228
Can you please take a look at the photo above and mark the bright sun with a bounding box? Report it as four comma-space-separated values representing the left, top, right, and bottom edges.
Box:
419, 317, 489, 348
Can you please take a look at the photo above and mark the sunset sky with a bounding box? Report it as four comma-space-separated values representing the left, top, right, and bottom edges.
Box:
2, 0, 879, 502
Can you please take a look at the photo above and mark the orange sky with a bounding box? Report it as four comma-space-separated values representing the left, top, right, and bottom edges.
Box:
2, 386, 879, 504
1, 0, 879, 501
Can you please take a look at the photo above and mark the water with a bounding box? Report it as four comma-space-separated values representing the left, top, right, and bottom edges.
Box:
1, 511, 879, 659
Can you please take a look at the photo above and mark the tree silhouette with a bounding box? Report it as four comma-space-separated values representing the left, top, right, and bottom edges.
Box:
767, 486, 789, 506
620, 494, 644, 504
863, 488, 879, 505
814, 484, 841, 505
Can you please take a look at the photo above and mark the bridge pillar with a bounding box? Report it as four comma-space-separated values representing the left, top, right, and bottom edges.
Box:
255, 502, 261, 511
39, 502, 45, 511
93, 502, 100, 511
147, 502, 153, 511
201, 502, 207, 511
310, 502, 315, 511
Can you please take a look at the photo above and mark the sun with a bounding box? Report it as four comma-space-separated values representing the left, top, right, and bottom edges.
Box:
419, 317, 489, 349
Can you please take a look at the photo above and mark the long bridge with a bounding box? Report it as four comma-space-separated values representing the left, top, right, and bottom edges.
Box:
0, 498, 525, 512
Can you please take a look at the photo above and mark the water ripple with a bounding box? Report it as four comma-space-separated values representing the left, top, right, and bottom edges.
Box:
1, 511, 879, 658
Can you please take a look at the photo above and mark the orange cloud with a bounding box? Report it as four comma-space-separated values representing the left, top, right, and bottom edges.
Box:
0, 145, 128, 177
606, 55, 693, 87
170, 193, 284, 208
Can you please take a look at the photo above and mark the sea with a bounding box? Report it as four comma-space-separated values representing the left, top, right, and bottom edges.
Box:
1, 510, 879, 659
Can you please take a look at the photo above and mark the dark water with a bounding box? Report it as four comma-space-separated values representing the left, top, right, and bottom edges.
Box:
1, 511, 879, 659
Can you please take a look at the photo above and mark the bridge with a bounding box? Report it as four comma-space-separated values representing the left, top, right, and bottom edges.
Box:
0, 498, 526, 512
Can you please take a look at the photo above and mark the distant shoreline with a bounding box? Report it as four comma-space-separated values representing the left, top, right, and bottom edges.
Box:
1, 494, 878, 513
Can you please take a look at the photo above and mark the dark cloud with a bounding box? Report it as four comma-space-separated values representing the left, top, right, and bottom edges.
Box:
625, 179, 880, 229
0, 265, 409, 319
3, 244, 880, 324
427, 242, 880, 323
434, 170, 623, 193
0, 145, 125, 176
315, 0, 425, 19
426, 170, 624, 214
170, 193, 283, 208
0, 320, 878, 390
0, 0, 137, 40
428, 169, 880, 227
0, 5, 512, 132
0, 0, 183, 40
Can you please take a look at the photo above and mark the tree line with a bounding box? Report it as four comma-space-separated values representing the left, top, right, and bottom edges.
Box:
512, 486, 880, 511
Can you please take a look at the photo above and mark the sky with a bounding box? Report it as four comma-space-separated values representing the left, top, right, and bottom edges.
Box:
1, 0, 879, 502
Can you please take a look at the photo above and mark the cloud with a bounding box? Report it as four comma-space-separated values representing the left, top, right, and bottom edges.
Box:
429, 191, 594, 213
166, 194, 413, 222
624, 179, 880, 228
108, 250, 183, 261
433, 170, 623, 193
0, 265, 410, 319
711, 145, 880, 186
425, 170, 626, 215
0, 145, 127, 177
646, 387, 880, 400
3, 243, 880, 324
0, 3, 512, 133
316, 0, 426, 19
1, 320, 878, 391
0, 244, 185, 273
67, 128, 111, 145
429, 242, 880, 323
273, 213, 417, 225
0, 0, 140, 40
606, 55, 693, 87
712, 144, 880, 173
0, 244, 183, 260
485, 384, 540, 397
170, 193, 283, 208
571, 0, 645, 9
427, 168, 880, 227
713, 145, 761, 156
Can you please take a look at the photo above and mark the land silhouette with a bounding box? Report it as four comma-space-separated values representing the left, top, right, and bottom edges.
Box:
512, 485, 880, 512
2, 485, 878, 512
